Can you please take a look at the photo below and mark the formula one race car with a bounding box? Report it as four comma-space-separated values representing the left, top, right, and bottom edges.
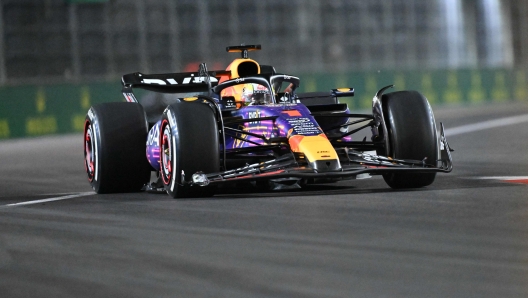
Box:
84, 45, 453, 198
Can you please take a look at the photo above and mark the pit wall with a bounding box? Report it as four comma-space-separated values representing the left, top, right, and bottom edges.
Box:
0, 69, 526, 139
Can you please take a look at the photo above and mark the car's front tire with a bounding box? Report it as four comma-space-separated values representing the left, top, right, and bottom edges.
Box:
381, 91, 438, 189
159, 99, 220, 198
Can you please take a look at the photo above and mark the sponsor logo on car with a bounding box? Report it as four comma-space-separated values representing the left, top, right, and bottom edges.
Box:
141, 76, 219, 85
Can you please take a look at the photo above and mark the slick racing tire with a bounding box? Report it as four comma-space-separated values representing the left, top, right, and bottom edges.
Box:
159, 100, 220, 198
381, 91, 438, 189
84, 102, 151, 193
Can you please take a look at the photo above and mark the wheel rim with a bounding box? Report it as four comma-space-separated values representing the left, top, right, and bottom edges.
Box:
160, 119, 172, 185
84, 120, 96, 182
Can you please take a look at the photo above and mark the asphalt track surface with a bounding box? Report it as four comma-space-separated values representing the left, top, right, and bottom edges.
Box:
1, 101, 528, 297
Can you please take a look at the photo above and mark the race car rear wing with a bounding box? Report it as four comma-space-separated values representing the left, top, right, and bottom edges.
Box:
121, 69, 230, 102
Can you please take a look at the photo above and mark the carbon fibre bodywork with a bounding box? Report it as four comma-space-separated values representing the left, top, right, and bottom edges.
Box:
121, 45, 453, 192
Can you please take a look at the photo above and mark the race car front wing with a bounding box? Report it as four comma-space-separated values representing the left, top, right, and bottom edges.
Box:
189, 123, 453, 186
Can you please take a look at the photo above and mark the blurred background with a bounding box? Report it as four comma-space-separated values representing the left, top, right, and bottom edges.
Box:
0, 0, 527, 138
2, 0, 527, 81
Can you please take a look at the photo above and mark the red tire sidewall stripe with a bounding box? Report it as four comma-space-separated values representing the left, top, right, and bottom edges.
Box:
160, 119, 172, 185
84, 119, 95, 182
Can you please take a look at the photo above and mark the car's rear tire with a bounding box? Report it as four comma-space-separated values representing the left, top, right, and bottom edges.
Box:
160, 100, 220, 198
84, 102, 151, 193
381, 91, 438, 189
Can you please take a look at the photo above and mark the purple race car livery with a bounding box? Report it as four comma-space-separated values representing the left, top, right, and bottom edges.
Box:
84, 45, 453, 198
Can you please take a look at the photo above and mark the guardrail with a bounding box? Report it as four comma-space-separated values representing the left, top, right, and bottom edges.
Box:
0, 69, 526, 139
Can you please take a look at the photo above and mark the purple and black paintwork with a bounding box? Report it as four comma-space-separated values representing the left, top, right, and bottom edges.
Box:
146, 101, 351, 171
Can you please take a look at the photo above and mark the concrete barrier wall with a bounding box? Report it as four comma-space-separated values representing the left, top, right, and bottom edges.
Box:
297, 69, 528, 110
0, 69, 526, 139
0, 82, 123, 139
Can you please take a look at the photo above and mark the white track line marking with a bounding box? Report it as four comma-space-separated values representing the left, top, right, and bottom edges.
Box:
444, 113, 528, 136
2, 192, 95, 208
468, 176, 528, 185
472, 176, 528, 180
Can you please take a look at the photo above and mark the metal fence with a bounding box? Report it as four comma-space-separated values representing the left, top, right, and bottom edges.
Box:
1, 0, 527, 85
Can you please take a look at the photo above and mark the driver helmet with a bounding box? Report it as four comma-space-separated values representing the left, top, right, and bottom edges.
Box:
241, 84, 271, 105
